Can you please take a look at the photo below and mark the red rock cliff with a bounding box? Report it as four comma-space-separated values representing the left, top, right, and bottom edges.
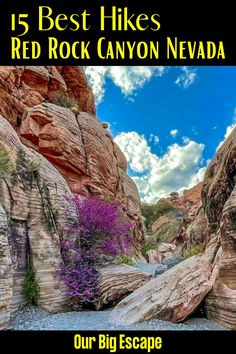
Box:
0, 66, 143, 329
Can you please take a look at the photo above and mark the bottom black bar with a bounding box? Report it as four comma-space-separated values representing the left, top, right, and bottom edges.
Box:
0, 330, 233, 353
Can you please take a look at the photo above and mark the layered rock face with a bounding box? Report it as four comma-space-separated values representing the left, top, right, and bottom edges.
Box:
149, 183, 204, 252
110, 255, 213, 325
111, 129, 236, 330
0, 66, 141, 240
98, 264, 150, 308
152, 213, 181, 244
0, 117, 70, 329
168, 182, 202, 218
202, 129, 236, 329
0, 66, 143, 329
0, 66, 95, 129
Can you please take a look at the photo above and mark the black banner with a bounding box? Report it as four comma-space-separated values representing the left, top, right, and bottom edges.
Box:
0, 330, 233, 353
0, 0, 234, 65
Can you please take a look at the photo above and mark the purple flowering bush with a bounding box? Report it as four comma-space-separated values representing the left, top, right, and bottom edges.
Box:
59, 195, 133, 310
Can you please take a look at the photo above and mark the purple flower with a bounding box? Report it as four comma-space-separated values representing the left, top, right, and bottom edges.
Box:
59, 195, 134, 310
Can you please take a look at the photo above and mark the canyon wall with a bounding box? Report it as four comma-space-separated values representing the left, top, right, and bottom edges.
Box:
0, 66, 143, 329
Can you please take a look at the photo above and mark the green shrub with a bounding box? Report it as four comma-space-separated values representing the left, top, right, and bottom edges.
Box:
141, 199, 177, 229
183, 245, 204, 259
22, 263, 40, 305
26, 159, 41, 173
116, 255, 135, 266
0, 145, 15, 179
102, 122, 109, 129
52, 94, 80, 113
141, 243, 156, 257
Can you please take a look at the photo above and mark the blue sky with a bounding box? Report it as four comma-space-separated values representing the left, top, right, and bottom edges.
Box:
85, 66, 236, 202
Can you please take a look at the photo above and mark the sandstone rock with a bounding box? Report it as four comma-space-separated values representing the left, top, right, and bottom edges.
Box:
110, 255, 212, 325
148, 184, 203, 255
0, 66, 144, 329
162, 254, 184, 269
0, 66, 143, 247
202, 128, 236, 329
0, 66, 94, 129
98, 264, 150, 308
20, 103, 109, 194
152, 213, 181, 244
113, 142, 127, 172
205, 281, 236, 330
19, 103, 142, 246
133, 253, 147, 263
0, 116, 71, 327
0, 66, 143, 248
185, 205, 206, 249
168, 182, 202, 218
0, 204, 13, 330
204, 184, 236, 328
56, 66, 96, 116
124, 134, 236, 328
157, 243, 176, 254
146, 250, 162, 264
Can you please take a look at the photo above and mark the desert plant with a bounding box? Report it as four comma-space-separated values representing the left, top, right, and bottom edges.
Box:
0, 145, 15, 179
41, 185, 59, 231
52, 94, 80, 113
26, 159, 41, 173
183, 245, 204, 259
141, 242, 156, 257
59, 195, 134, 310
22, 263, 40, 305
116, 255, 135, 265
101, 122, 109, 129
141, 199, 177, 230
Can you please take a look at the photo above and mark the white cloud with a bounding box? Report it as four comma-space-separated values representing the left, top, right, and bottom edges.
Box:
217, 124, 236, 151
84, 66, 199, 104
149, 134, 159, 145
182, 136, 190, 144
175, 67, 197, 89
84, 66, 166, 104
114, 132, 153, 173
170, 129, 179, 137
114, 131, 205, 203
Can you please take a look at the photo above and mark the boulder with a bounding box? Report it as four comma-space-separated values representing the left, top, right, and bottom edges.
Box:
152, 213, 181, 244
157, 243, 176, 254
110, 255, 212, 325
162, 254, 184, 269
133, 253, 147, 264
146, 250, 162, 264
98, 264, 150, 308
135, 263, 167, 277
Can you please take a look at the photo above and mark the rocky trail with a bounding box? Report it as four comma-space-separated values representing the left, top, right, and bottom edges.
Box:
10, 307, 226, 331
